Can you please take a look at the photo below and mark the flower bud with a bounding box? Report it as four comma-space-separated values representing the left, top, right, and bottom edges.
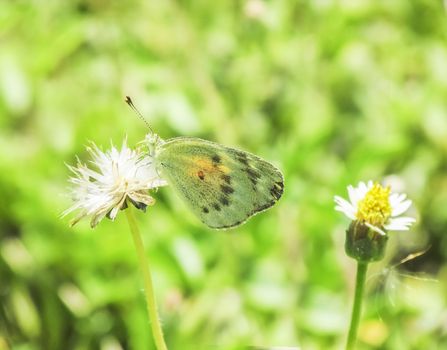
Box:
345, 220, 388, 262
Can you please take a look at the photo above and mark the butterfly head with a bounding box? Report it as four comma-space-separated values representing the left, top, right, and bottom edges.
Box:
143, 132, 165, 158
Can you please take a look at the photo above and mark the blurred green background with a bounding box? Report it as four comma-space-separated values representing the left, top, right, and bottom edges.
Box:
1, 1, 447, 349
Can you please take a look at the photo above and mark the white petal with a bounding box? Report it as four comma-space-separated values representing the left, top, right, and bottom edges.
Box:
90, 208, 109, 228
357, 181, 367, 193
356, 181, 370, 199
347, 185, 360, 209
365, 222, 387, 236
149, 178, 168, 188
334, 196, 357, 219
391, 199, 412, 217
388, 193, 400, 204
385, 217, 416, 231
129, 192, 155, 206
334, 195, 352, 207
69, 212, 87, 227
389, 193, 407, 207
108, 206, 120, 220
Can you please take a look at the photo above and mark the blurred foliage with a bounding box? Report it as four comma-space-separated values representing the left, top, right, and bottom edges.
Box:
1, 0, 447, 349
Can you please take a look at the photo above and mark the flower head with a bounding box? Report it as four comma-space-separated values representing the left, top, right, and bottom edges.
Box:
62, 139, 167, 228
334, 180, 415, 236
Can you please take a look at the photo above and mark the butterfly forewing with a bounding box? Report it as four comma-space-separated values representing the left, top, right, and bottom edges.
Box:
155, 137, 284, 229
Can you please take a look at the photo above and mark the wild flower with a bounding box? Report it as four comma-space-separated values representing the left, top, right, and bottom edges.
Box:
62, 139, 167, 227
334, 180, 415, 236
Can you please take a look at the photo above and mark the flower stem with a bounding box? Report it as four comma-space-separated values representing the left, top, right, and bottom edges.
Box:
125, 205, 168, 350
346, 261, 368, 350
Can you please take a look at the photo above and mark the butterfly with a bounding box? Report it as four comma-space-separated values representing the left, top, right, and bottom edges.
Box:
128, 97, 284, 229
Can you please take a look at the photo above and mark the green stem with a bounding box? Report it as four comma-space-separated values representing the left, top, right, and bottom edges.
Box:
346, 261, 368, 350
125, 205, 168, 350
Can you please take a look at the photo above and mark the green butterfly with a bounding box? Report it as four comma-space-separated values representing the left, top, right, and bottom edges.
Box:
130, 98, 284, 229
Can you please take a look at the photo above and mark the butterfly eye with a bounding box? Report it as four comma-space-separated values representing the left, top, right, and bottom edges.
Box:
197, 171, 205, 180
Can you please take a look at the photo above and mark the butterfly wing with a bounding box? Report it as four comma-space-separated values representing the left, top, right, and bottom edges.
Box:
155, 137, 284, 229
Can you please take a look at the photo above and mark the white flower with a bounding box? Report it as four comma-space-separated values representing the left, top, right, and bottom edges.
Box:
62, 139, 167, 228
334, 180, 416, 236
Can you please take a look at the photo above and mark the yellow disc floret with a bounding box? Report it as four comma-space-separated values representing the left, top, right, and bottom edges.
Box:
356, 183, 391, 227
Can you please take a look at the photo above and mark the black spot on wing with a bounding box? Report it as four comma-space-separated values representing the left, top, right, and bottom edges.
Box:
277, 181, 284, 191
202, 206, 209, 214
246, 167, 261, 180
270, 181, 284, 200
233, 150, 249, 166
214, 197, 278, 229
245, 167, 261, 186
221, 184, 234, 195
238, 157, 249, 166
213, 203, 221, 211
219, 196, 230, 206
220, 174, 231, 185
212, 154, 221, 165
214, 219, 245, 229
254, 200, 276, 213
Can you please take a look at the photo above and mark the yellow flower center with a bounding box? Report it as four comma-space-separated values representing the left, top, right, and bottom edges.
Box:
356, 183, 391, 227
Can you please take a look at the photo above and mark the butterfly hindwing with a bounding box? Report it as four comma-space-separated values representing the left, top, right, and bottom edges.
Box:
155, 137, 284, 229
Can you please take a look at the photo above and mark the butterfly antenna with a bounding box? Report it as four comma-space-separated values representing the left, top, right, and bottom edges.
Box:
125, 96, 154, 135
